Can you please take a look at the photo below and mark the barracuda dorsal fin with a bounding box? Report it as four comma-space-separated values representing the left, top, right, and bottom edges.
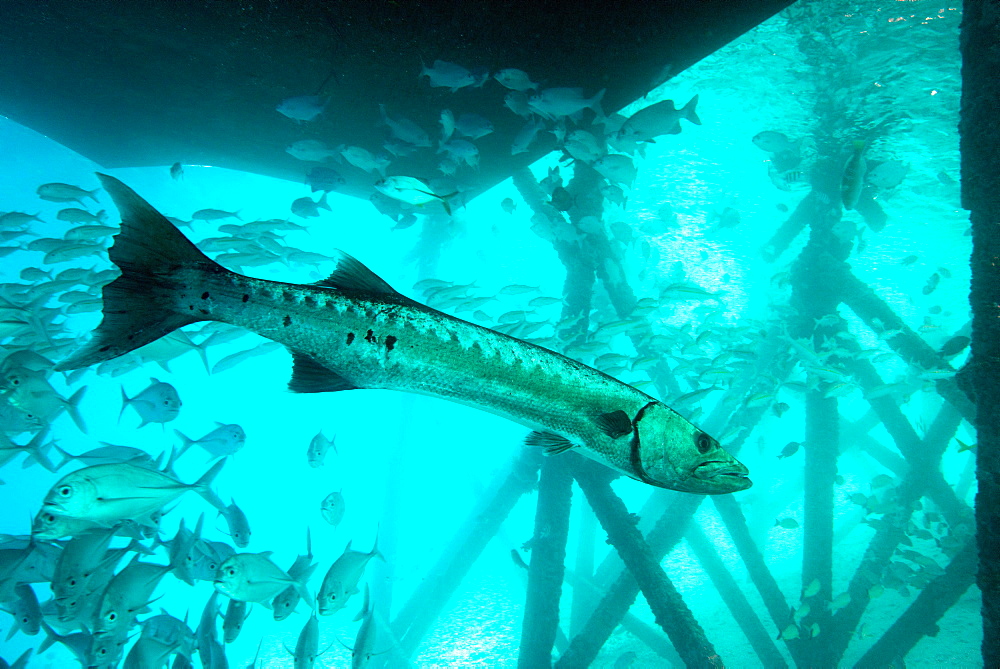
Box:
288, 352, 359, 393
595, 410, 632, 439
313, 252, 401, 296
525, 431, 576, 455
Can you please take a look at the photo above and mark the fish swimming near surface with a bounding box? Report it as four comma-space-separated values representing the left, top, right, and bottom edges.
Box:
54, 174, 751, 494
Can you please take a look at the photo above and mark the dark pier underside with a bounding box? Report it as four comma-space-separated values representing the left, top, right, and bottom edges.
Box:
0, 0, 792, 198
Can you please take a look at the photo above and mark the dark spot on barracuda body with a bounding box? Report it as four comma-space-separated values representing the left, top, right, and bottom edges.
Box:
365, 329, 376, 343
201, 292, 210, 299
304, 295, 316, 306
199, 309, 209, 315
260, 288, 272, 298
385, 335, 397, 352
346, 332, 355, 345
99, 345, 111, 352
188, 305, 194, 310
283, 291, 295, 302
127, 334, 134, 340
283, 315, 292, 327
242, 294, 249, 303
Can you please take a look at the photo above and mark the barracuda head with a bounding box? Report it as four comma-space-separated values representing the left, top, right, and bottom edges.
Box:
631, 402, 752, 494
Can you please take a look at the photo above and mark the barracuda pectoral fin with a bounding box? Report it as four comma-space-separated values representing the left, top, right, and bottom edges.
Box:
594, 410, 632, 439
288, 352, 359, 393
525, 431, 577, 455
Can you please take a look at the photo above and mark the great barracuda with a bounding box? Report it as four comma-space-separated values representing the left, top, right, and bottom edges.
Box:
56, 174, 751, 494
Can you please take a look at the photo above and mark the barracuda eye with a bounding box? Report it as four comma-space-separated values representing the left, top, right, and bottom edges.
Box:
696, 432, 713, 454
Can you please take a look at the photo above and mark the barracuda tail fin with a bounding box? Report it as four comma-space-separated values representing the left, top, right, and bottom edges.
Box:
55, 174, 226, 371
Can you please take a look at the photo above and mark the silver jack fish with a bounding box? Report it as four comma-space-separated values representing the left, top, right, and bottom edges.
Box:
56, 174, 751, 494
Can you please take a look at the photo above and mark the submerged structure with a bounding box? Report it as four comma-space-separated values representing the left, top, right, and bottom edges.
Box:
0, 0, 996, 667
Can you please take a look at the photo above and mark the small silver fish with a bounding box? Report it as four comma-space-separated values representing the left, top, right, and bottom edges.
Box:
504, 91, 533, 118
339, 146, 391, 175
34, 460, 224, 539
307, 431, 337, 468
493, 68, 538, 92
420, 59, 476, 91
93, 557, 173, 637
455, 113, 494, 140
593, 154, 637, 188
2, 583, 41, 640
378, 104, 431, 147
350, 585, 376, 669
120, 379, 182, 428
306, 167, 345, 193
318, 536, 380, 616
437, 140, 479, 169
277, 96, 328, 123
37, 183, 100, 204
218, 499, 252, 548
177, 422, 246, 460
320, 490, 346, 528
222, 598, 249, 643
273, 529, 317, 621
290, 611, 320, 669
291, 193, 332, 219
215, 552, 306, 604
56, 208, 108, 224
617, 95, 700, 142
752, 131, 799, 154
287, 140, 340, 162
375, 176, 454, 214
511, 119, 546, 155
528, 88, 604, 120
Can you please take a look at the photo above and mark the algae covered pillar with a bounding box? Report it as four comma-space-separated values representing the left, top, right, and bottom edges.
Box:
786, 146, 852, 667
959, 0, 1000, 664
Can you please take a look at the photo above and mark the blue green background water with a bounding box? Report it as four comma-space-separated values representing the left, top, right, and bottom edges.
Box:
0, 1, 976, 666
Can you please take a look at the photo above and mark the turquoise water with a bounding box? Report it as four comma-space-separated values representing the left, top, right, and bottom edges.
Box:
0, 1, 977, 667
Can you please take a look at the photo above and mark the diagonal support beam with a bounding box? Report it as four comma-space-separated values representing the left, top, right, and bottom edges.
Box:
573, 457, 723, 668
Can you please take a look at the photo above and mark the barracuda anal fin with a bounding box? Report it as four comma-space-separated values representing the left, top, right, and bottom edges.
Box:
288, 352, 359, 393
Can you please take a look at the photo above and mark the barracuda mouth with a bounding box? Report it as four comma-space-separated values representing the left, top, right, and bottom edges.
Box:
693, 461, 752, 488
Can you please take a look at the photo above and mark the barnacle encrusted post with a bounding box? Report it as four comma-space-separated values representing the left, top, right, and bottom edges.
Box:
959, 0, 1000, 663
518, 455, 574, 666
